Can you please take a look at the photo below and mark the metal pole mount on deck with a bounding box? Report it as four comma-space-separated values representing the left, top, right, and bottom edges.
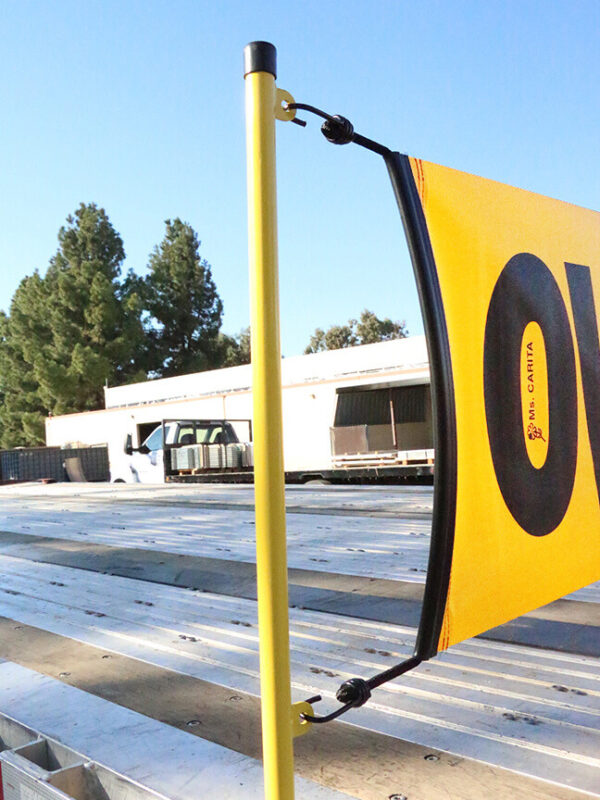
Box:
244, 41, 312, 800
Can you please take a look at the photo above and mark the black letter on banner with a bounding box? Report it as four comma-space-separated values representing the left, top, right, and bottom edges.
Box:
565, 263, 600, 503
484, 253, 577, 535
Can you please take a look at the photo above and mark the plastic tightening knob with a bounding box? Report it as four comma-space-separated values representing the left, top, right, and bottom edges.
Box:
336, 677, 371, 706
321, 115, 354, 145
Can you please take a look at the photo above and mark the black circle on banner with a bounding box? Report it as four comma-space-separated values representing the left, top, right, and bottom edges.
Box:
484, 252, 577, 536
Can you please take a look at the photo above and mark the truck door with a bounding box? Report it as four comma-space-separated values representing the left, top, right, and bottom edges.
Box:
130, 425, 165, 483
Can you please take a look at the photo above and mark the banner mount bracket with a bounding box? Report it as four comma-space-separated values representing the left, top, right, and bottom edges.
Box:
285, 102, 391, 156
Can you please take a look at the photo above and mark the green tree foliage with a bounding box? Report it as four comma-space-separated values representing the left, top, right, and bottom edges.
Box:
41, 204, 146, 409
305, 309, 408, 354
0, 204, 145, 446
0, 290, 49, 446
217, 326, 251, 367
305, 324, 356, 354
355, 309, 409, 344
143, 219, 223, 377
0, 206, 248, 447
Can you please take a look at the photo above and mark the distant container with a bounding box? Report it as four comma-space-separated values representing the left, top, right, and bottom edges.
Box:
0, 445, 109, 483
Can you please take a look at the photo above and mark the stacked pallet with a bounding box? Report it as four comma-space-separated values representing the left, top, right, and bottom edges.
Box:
171, 443, 253, 473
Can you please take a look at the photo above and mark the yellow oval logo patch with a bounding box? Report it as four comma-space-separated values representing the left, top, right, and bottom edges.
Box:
521, 321, 549, 469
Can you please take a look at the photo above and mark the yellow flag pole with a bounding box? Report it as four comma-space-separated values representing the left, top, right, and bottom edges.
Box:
244, 41, 295, 800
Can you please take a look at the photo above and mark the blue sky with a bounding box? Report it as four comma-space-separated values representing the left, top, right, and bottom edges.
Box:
1, 0, 599, 356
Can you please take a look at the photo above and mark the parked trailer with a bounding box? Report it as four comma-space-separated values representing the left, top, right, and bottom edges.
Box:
45, 337, 434, 483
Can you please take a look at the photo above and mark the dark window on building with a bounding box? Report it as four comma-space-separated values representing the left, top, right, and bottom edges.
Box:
334, 384, 428, 427
334, 389, 391, 426
392, 385, 427, 423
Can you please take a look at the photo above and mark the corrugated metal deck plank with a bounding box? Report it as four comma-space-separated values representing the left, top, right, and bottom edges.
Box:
0, 489, 597, 602
0, 555, 596, 794
0, 499, 433, 581
0, 661, 350, 799
0, 482, 437, 515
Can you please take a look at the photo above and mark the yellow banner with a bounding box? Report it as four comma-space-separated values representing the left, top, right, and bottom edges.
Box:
407, 157, 600, 652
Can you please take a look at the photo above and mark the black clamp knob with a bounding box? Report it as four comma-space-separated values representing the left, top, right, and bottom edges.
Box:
321, 115, 355, 145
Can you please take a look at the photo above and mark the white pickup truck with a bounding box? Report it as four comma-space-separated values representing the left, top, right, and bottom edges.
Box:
111, 419, 249, 483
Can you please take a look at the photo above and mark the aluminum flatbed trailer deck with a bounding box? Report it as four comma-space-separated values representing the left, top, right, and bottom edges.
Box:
0, 482, 597, 799
0, 483, 597, 613
167, 464, 434, 483
0, 662, 346, 800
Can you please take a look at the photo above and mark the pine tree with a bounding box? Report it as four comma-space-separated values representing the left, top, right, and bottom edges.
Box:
143, 219, 223, 377
38, 203, 145, 413
0, 204, 145, 446
0, 279, 50, 446
217, 326, 251, 367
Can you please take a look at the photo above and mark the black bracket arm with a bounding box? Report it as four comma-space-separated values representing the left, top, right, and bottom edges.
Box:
285, 102, 391, 158
301, 656, 422, 724
286, 99, 424, 725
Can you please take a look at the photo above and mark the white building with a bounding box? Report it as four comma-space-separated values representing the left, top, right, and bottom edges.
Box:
46, 336, 433, 481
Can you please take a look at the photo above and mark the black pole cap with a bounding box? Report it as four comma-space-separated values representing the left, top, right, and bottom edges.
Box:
244, 41, 277, 78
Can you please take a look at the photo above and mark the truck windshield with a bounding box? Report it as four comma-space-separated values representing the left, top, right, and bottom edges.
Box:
143, 426, 164, 451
